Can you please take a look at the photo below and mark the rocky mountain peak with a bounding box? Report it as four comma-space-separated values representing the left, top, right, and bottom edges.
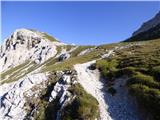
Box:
0, 28, 64, 72
4, 29, 43, 50
132, 11, 160, 36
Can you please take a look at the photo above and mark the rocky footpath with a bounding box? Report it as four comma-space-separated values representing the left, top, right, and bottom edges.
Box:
75, 61, 140, 120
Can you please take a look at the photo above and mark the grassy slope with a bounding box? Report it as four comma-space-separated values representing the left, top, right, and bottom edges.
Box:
41, 43, 128, 72
1, 41, 132, 84
42, 33, 59, 42
96, 39, 160, 120
1, 61, 39, 84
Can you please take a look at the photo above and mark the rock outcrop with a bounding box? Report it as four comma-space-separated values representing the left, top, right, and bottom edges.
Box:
0, 73, 49, 120
0, 29, 65, 72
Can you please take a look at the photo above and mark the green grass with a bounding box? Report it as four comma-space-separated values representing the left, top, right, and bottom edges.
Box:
70, 46, 95, 57
32, 74, 99, 120
61, 84, 99, 120
42, 49, 102, 72
151, 66, 160, 81
97, 43, 118, 50
129, 84, 160, 120
127, 72, 160, 89
1, 61, 41, 84
95, 39, 160, 120
42, 33, 59, 42
1, 61, 30, 80
64, 45, 75, 51
56, 46, 63, 55
96, 59, 118, 79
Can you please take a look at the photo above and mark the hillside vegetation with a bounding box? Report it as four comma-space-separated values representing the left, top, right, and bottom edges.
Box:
96, 39, 160, 120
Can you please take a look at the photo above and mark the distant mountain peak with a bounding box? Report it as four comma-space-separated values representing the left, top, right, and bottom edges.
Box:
132, 11, 160, 36
124, 11, 160, 42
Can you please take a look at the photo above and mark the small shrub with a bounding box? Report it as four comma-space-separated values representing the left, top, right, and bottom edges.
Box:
33, 100, 48, 120
118, 67, 136, 77
61, 84, 99, 120
127, 72, 160, 89
128, 84, 160, 120
96, 59, 118, 79
107, 87, 117, 96
151, 66, 160, 81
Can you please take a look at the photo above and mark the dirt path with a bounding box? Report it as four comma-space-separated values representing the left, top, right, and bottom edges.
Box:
74, 61, 112, 120
74, 61, 140, 120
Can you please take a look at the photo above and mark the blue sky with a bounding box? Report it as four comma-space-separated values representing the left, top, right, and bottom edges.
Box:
1, 1, 160, 45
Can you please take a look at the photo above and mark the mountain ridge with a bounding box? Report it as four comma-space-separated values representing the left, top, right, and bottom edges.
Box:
124, 11, 160, 42
133, 11, 160, 36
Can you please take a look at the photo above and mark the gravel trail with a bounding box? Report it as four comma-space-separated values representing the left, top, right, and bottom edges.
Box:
74, 61, 140, 120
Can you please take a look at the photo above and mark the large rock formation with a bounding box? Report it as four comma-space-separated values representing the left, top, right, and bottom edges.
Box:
0, 29, 65, 72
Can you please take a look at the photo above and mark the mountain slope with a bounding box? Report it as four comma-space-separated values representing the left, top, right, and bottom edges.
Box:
125, 23, 160, 42
133, 11, 160, 36
125, 11, 160, 42
1, 28, 160, 120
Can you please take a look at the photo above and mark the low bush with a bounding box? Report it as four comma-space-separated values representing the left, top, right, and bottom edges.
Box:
107, 87, 117, 96
128, 84, 160, 120
151, 66, 160, 81
117, 67, 136, 77
127, 72, 160, 89
61, 84, 99, 120
96, 59, 118, 79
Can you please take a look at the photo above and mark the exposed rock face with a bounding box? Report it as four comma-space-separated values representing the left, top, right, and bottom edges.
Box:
58, 53, 70, 61
48, 71, 77, 120
0, 29, 65, 72
133, 11, 160, 36
56, 46, 77, 60
0, 73, 48, 120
